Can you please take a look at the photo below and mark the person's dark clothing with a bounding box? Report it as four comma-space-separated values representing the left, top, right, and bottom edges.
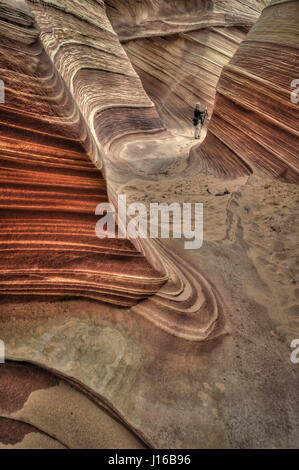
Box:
193, 109, 205, 126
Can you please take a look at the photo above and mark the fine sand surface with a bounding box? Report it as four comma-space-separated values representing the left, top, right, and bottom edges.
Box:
119, 116, 298, 338
121, 151, 299, 342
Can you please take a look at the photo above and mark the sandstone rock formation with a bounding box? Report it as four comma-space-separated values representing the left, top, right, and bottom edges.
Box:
0, 361, 145, 448
0, 0, 298, 450
109, 0, 269, 136
105, 0, 268, 41
192, 0, 299, 182
0, 0, 166, 305
21, 0, 240, 342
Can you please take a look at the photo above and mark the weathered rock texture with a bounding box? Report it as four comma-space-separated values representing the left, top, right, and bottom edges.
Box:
123, 28, 245, 135
0, 361, 145, 448
105, 0, 268, 41
108, 0, 268, 135
0, 0, 165, 305
27, 0, 167, 171
192, 0, 299, 181
21, 0, 252, 343
0, 0, 298, 450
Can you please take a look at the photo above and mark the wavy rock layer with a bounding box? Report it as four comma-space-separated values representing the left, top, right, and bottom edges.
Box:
0, 362, 145, 449
109, 0, 268, 136
23, 0, 219, 340
24, 0, 271, 340
27, 0, 167, 171
0, 0, 165, 305
192, 0, 299, 182
107, 0, 266, 340
124, 27, 246, 136
0, 0, 298, 450
106, 0, 269, 41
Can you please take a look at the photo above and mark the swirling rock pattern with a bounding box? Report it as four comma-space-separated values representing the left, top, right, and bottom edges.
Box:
0, 0, 298, 450
0, 0, 166, 305
106, 0, 267, 340
108, 1, 268, 137
27, 0, 167, 170
192, 0, 299, 181
2, 0, 276, 338
23, 0, 233, 340
123, 28, 246, 136
0, 361, 145, 448
105, 0, 269, 41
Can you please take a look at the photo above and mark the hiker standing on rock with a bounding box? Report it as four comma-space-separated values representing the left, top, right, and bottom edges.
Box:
193, 102, 209, 139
